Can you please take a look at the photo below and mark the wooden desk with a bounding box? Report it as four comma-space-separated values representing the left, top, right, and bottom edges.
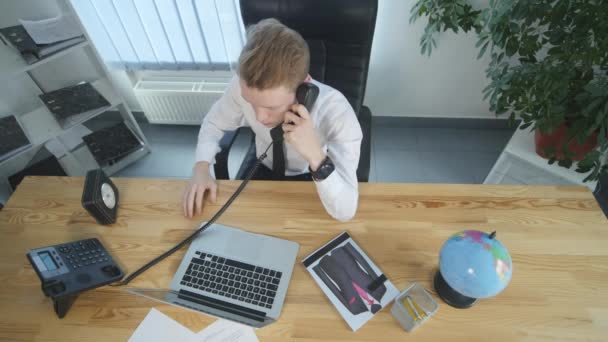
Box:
1, 176, 607, 341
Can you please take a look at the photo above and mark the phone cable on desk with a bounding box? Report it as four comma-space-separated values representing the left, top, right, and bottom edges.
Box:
111, 142, 275, 286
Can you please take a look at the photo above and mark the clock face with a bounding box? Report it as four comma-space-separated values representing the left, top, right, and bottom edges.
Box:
101, 183, 116, 209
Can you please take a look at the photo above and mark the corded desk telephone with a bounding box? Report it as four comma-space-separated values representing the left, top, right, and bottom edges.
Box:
27, 238, 123, 318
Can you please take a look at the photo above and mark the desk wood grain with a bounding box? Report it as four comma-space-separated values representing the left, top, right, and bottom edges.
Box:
0, 176, 607, 341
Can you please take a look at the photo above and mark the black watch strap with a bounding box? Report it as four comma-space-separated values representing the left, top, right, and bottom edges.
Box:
310, 156, 335, 181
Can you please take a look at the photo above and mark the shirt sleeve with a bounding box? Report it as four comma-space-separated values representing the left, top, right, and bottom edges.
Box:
195, 77, 247, 164
314, 98, 362, 222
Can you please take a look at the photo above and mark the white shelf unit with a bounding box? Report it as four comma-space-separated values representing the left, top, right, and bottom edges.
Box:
0, 0, 150, 201
15, 78, 118, 145
0, 39, 89, 79
485, 124, 598, 190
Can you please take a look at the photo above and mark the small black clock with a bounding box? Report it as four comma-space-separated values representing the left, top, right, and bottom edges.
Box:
81, 169, 118, 225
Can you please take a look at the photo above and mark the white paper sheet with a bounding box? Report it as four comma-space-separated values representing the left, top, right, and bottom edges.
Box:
129, 308, 258, 342
129, 308, 195, 342
19, 15, 82, 45
192, 319, 258, 342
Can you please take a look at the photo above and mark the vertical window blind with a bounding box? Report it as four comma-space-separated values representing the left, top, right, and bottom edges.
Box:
70, 0, 245, 71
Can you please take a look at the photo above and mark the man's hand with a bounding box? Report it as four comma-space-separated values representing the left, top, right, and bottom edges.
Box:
282, 104, 326, 171
182, 161, 217, 218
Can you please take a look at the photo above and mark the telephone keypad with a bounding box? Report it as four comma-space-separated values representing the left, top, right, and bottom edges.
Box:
57, 239, 110, 270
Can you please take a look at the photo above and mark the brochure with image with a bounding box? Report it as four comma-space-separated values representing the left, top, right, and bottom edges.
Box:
302, 232, 399, 331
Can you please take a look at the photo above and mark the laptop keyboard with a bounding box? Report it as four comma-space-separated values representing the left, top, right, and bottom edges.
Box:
180, 251, 282, 309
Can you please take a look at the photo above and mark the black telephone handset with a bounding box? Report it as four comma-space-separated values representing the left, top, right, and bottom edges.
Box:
270, 82, 320, 142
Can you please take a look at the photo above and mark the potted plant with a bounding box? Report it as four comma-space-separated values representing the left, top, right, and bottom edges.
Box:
410, 0, 608, 182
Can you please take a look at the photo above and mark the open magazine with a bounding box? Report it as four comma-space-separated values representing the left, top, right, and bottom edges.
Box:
302, 232, 399, 331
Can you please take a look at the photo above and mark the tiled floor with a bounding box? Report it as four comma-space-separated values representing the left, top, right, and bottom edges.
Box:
115, 118, 516, 184
115, 124, 199, 179
369, 118, 515, 183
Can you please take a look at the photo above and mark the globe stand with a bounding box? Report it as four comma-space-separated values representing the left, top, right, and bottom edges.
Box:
434, 270, 477, 309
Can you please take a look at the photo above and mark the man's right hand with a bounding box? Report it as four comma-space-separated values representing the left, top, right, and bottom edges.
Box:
183, 161, 218, 218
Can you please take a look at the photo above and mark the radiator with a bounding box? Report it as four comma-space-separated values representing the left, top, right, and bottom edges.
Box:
133, 77, 229, 125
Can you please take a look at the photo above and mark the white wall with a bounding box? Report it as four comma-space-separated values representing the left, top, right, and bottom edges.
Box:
364, 0, 495, 118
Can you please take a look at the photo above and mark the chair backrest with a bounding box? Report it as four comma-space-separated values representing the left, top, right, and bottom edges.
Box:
239, 0, 378, 115
594, 174, 608, 218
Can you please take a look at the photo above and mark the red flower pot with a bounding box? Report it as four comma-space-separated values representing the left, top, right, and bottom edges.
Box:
535, 123, 598, 161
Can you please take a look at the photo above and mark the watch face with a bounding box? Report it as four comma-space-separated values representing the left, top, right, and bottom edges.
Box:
101, 183, 116, 209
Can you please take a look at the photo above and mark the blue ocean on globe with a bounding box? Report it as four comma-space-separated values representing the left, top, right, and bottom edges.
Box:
439, 230, 512, 298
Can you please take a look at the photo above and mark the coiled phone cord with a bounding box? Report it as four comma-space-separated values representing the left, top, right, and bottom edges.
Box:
112, 142, 274, 286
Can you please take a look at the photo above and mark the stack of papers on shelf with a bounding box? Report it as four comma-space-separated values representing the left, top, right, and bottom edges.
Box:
0, 15, 84, 64
0, 115, 31, 162
129, 308, 258, 342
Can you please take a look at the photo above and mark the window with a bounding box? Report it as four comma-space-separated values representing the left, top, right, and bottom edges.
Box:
71, 0, 245, 71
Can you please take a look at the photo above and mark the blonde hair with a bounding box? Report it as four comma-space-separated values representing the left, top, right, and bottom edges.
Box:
238, 18, 310, 91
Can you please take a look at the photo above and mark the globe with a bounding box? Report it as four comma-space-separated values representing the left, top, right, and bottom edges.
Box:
434, 230, 512, 308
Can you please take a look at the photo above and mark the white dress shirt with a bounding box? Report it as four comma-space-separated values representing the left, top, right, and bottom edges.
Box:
195, 76, 362, 221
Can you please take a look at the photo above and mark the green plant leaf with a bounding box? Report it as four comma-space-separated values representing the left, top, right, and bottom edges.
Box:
576, 154, 595, 173
508, 113, 516, 127
476, 35, 488, 48
584, 164, 601, 182
558, 158, 573, 169
477, 41, 490, 59
583, 97, 605, 117
599, 122, 608, 147
505, 38, 518, 56
587, 108, 607, 135
520, 122, 533, 129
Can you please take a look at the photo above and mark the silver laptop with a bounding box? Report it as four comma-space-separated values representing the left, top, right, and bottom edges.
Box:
127, 223, 299, 328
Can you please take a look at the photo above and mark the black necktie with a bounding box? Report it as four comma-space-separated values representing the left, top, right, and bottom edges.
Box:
272, 139, 285, 179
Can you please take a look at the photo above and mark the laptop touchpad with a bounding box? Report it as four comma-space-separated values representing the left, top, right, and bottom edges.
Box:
223, 231, 264, 261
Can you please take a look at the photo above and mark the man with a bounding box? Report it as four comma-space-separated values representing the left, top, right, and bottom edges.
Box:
183, 18, 362, 222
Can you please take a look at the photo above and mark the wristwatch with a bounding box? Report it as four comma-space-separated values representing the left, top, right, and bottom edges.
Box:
310, 156, 335, 181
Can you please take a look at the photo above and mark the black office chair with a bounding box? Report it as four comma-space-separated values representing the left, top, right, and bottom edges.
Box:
594, 174, 608, 218
214, 0, 377, 182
